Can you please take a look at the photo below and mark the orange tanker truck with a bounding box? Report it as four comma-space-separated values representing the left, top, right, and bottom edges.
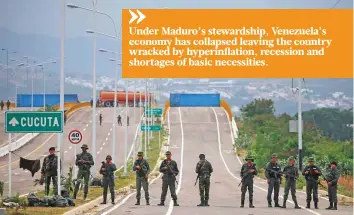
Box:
99, 90, 152, 107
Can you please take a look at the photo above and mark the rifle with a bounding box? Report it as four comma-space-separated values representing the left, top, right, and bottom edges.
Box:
194, 160, 207, 186
238, 164, 256, 187
165, 161, 178, 185
137, 160, 148, 178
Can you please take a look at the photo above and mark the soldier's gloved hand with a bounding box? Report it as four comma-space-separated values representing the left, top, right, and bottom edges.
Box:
267, 180, 270, 184
249, 169, 255, 173
305, 171, 309, 174
144, 175, 148, 179
101, 168, 106, 171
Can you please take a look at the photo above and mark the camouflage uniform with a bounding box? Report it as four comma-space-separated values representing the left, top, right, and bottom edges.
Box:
41, 148, 59, 196
265, 153, 282, 207
240, 155, 257, 208
73, 144, 94, 200
302, 157, 321, 209
133, 151, 150, 205
325, 161, 340, 210
100, 155, 117, 204
281, 156, 301, 209
196, 154, 213, 207
158, 151, 179, 206
0, 100, 4, 111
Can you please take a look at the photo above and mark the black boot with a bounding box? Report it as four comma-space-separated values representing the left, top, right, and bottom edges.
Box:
249, 200, 254, 208
173, 200, 179, 206
204, 200, 209, 207
331, 203, 337, 210
146, 199, 150, 205
274, 201, 281, 207
197, 200, 204, 207
101, 196, 107, 204
325, 202, 333, 210
306, 202, 310, 209
83, 193, 87, 200
135, 199, 140, 205
294, 200, 301, 209
157, 201, 164, 206
314, 202, 319, 209
240, 199, 245, 208
281, 200, 286, 208
112, 194, 115, 204
268, 201, 272, 207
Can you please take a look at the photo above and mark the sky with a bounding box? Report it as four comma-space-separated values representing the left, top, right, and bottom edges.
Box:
0, 0, 352, 38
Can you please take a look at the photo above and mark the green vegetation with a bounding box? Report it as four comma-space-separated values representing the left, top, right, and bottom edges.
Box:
236, 98, 353, 197
5, 128, 165, 215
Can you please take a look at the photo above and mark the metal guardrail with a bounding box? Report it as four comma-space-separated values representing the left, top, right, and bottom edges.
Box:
0, 133, 40, 157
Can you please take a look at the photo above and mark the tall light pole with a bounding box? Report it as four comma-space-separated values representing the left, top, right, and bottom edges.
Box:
144, 79, 147, 158
67, 0, 121, 173
298, 79, 303, 171
123, 80, 128, 175
1, 49, 17, 96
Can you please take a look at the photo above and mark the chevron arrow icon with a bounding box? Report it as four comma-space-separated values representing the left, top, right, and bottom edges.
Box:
129, 9, 146, 24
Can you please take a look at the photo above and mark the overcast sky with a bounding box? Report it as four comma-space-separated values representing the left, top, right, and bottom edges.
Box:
1, 0, 352, 38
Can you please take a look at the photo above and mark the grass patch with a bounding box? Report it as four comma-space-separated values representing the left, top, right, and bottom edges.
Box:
6, 129, 164, 215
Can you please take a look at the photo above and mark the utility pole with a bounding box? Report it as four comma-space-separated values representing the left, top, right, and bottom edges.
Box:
144, 79, 147, 159
298, 78, 303, 171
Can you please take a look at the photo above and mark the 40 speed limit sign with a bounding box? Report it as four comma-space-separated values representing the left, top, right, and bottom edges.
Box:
68, 130, 82, 144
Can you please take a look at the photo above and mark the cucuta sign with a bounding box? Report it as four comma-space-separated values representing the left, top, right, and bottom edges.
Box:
5, 111, 63, 133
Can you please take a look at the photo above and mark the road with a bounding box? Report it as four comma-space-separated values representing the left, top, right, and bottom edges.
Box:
101, 107, 353, 215
0, 106, 143, 196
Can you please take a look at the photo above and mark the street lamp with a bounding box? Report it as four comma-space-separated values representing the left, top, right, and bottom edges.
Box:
1, 49, 17, 98
68, 2, 120, 173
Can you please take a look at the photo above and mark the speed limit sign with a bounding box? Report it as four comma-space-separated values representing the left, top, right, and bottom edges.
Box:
68, 130, 82, 144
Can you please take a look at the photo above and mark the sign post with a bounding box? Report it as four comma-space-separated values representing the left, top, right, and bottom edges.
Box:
68, 130, 82, 178
5, 111, 63, 197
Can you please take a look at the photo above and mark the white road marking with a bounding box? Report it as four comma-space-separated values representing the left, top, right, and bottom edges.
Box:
105, 137, 108, 141
213, 107, 322, 215
86, 124, 89, 127
64, 151, 68, 154
108, 132, 110, 136
166, 107, 185, 215
100, 147, 103, 150
83, 128, 86, 131
103, 142, 106, 146
69, 146, 72, 150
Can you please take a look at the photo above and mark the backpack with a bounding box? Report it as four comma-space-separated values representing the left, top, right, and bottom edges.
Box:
90, 177, 103, 187
27, 193, 41, 207
53, 195, 69, 207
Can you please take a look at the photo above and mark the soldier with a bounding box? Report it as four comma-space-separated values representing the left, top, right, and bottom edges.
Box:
64, 114, 67, 125
240, 155, 257, 208
90, 99, 93, 107
127, 116, 130, 126
158, 151, 179, 206
133, 151, 150, 205
302, 157, 321, 209
73, 144, 94, 200
117, 115, 122, 126
0, 100, 4, 111
281, 156, 301, 209
99, 113, 103, 126
100, 155, 117, 204
265, 153, 282, 207
41, 147, 59, 196
195, 153, 213, 207
325, 161, 340, 210
6, 100, 10, 110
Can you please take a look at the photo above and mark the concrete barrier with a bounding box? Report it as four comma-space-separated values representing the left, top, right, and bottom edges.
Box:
0, 133, 40, 157
231, 117, 239, 139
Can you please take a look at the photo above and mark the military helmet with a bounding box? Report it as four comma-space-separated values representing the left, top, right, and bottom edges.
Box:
137, 151, 144, 156
271, 153, 277, 158
199, 154, 205, 159
165, 151, 171, 155
245, 155, 254, 161
49, 147, 55, 151
106, 155, 112, 160
81, 144, 89, 149
308, 157, 315, 162
288, 156, 295, 161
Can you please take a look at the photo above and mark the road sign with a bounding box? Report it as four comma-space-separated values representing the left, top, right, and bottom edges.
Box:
5, 111, 63, 133
145, 108, 162, 115
68, 130, 82, 144
141, 125, 161, 131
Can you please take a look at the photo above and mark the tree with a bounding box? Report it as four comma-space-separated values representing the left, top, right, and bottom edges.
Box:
240, 98, 275, 118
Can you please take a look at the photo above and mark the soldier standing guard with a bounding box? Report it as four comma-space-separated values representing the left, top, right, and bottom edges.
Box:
195, 153, 213, 207
281, 156, 301, 209
302, 157, 321, 209
133, 151, 150, 205
240, 155, 257, 208
100, 155, 117, 204
158, 151, 179, 206
265, 153, 282, 207
73, 144, 94, 200
325, 161, 340, 210
41, 147, 59, 196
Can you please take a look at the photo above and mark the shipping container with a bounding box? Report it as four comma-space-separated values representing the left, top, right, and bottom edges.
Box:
99, 91, 152, 107
170, 93, 220, 107
16, 94, 79, 107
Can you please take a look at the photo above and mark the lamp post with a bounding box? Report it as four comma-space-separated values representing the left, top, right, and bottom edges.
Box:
1, 49, 17, 97
67, 1, 120, 172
